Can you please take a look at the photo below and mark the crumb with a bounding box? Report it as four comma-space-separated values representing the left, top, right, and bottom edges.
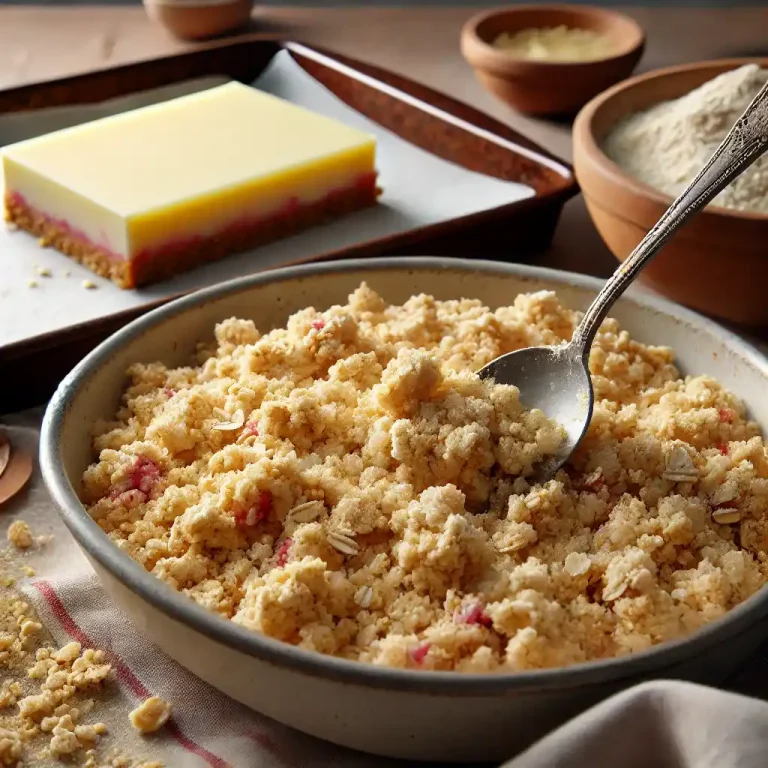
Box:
0, 727, 23, 764
0, 581, 115, 766
7, 522, 32, 550
19, 620, 41, 638
21, 566, 35, 578
35, 266, 52, 278
80, 284, 768, 672
63, 271, 71, 278
128, 697, 172, 734
37, 237, 51, 248
82, 280, 97, 290
26, 280, 38, 289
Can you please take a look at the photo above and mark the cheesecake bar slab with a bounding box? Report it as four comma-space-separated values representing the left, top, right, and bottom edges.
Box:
2, 82, 379, 289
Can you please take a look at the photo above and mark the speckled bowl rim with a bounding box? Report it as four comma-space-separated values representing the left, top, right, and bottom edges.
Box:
40, 256, 768, 696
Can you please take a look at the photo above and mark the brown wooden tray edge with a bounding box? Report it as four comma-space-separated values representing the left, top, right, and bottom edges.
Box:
0, 38, 579, 405
0, 194, 564, 364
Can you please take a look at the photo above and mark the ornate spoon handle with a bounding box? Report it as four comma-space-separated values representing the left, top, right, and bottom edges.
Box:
570, 77, 768, 356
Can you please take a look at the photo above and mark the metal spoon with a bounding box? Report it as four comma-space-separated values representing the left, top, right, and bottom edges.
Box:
480, 78, 768, 483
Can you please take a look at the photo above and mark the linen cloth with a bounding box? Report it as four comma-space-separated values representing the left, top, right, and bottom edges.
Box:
4, 414, 768, 768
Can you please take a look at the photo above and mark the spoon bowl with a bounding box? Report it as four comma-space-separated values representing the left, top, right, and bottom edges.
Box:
479, 343, 593, 481
482, 76, 768, 480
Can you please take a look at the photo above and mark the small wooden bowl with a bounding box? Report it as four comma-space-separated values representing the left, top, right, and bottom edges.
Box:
460, 4, 645, 116
573, 58, 768, 327
144, 0, 253, 41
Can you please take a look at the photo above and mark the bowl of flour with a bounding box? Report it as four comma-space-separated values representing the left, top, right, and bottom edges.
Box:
573, 59, 768, 326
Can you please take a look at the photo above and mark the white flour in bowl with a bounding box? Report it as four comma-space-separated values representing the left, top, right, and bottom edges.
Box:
604, 64, 768, 215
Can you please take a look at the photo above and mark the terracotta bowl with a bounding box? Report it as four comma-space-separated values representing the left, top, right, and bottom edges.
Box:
143, 0, 253, 41
460, 4, 645, 116
573, 58, 768, 327
41, 257, 768, 762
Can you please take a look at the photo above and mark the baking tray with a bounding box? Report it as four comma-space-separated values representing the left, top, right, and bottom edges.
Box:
0, 39, 577, 411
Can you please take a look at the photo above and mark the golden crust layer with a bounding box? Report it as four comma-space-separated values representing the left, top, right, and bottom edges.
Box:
4, 194, 130, 287
4, 180, 379, 290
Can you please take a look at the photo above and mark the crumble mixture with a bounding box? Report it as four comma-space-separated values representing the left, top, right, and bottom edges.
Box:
81, 284, 768, 672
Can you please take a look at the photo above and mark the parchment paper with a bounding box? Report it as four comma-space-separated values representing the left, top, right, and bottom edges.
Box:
0, 50, 534, 349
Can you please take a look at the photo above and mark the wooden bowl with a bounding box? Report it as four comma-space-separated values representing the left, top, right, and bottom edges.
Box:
573, 58, 768, 327
460, 4, 645, 116
143, 0, 253, 41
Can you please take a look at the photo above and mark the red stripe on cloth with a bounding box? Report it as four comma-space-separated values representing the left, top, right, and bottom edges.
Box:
33, 579, 230, 768
244, 729, 298, 768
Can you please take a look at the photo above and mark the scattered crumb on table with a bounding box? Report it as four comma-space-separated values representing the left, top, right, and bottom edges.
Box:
7, 521, 32, 550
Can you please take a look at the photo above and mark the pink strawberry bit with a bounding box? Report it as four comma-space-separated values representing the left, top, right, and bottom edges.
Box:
257, 489, 273, 515
719, 408, 735, 423
163, 387, 176, 398
234, 491, 273, 530
276, 537, 293, 567
110, 455, 161, 498
242, 421, 260, 438
234, 508, 249, 528
109, 489, 147, 507
408, 642, 431, 666
455, 602, 493, 628
581, 469, 604, 492
129, 456, 162, 494
717, 442, 729, 456
234, 506, 261, 529
311, 319, 326, 331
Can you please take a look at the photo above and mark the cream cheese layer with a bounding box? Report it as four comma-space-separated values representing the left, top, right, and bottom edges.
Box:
2, 82, 377, 260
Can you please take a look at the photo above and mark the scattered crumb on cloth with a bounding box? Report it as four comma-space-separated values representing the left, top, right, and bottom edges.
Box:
0, 509, 165, 767
80, 284, 768, 672
0, 584, 110, 764
128, 698, 171, 735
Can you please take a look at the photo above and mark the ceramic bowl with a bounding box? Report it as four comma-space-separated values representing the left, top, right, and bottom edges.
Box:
573, 58, 768, 327
460, 4, 645, 116
143, 0, 253, 41
41, 257, 768, 763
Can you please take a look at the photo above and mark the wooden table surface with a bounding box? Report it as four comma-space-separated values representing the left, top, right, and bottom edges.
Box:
1, 5, 766, 307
